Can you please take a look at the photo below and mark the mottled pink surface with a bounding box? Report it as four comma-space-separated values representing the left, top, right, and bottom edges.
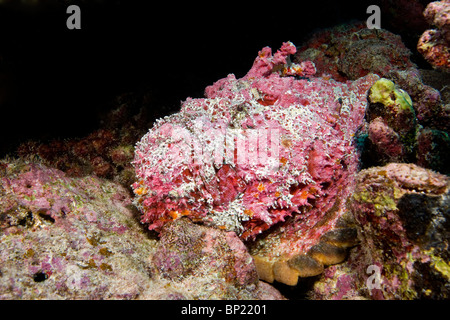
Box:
424, 0, 450, 40
0, 160, 284, 300
133, 42, 378, 242
418, 0, 450, 71
368, 117, 404, 161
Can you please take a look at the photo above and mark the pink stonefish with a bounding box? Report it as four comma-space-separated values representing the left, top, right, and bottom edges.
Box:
132, 42, 379, 285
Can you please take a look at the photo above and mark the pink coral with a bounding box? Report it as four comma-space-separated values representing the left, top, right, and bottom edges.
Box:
418, 0, 450, 71
424, 0, 450, 41
132, 41, 378, 243
368, 117, 405, 161
0, 159, 283, 300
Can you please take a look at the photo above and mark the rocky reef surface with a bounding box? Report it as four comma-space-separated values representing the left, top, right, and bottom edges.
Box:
1, 4, 450, 300
0, 160, 282, 299
311, 163, 449, 299
418, 0, 450, 72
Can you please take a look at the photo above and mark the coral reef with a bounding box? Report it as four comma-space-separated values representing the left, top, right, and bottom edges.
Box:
0, 159, 156, 299
1, 15, 449, 300
417, 0, 450, 72
309, 163, 450, 300
0, 159, 282, 299
145, 218, 284, 299
294, 23, 450, 175
360, 71, 450, 174
133, 42, 378, 285
385, 68, 448, 131
364, 78, 417, 163
294, 22, 414, 82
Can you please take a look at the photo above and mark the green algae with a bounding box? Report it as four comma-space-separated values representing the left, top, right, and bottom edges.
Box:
368, 78, 417, 155
369, 78, 413, 113
427, 252, 450, 280
353, 189, 397, 216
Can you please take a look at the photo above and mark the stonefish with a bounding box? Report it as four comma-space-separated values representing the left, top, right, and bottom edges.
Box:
132, 42, 379, 285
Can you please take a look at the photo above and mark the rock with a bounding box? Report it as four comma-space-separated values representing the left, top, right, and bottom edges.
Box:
417, 127, 450, 175
309, 163, 450, 300
386, 68, 448, 132
0, 159, 283, 299
144, 218, 284, 299
0, 159, 157, 299
360, 74, 449, 175
294, 22, 414, 82
364, 78, 417, 164
417, 1, 450, 72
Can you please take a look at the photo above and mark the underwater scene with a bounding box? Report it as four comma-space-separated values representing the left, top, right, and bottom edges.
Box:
0, 0, 449, 304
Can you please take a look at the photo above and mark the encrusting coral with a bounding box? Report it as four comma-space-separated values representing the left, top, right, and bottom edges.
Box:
310, 163, 450, 300
293, 22, 414, 82
0, 159, 282, 299
0, 159, 157, 299
417, 0, 450, 72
